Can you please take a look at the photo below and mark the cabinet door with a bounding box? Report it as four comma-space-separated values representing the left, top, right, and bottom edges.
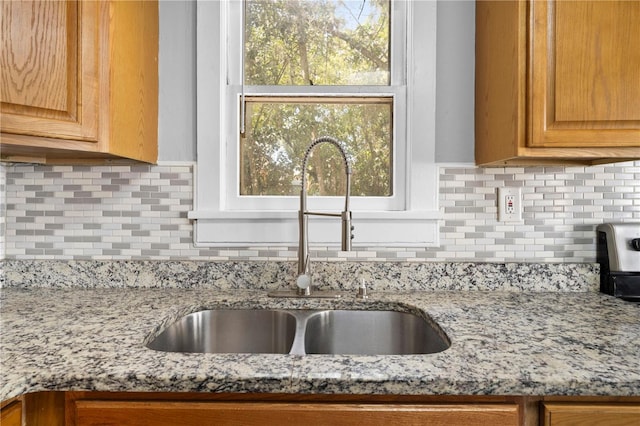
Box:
0, 400, 22, 426
530, 0, 640, 148
0, 0, 98, 142
543, 402, 640, 426
74, 401, 519, 426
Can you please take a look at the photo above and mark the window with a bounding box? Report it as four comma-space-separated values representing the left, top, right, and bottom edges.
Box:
190, 0, 439, 247
238, 1, 395, 203
240, 96, 393, 198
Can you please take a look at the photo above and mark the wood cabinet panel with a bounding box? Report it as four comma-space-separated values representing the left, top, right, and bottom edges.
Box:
475, 0, 640, 166
0, 399, 21, 426
2, 1, 72, 112
475, 0, 526, 164
0, 0, 157, 164
4, 391, 637, 426
543, 402, 640, 426
23, 391, 66, 426
554, 2, 640, 123
74, 401, 520, 426
531, 0, 640, 148
1, 0, 98, 142
107, 0, 159, 162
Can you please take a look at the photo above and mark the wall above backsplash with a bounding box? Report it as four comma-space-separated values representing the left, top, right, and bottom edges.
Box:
1, 161, 638, 262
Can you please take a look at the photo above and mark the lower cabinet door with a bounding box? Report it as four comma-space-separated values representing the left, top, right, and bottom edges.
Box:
74, 401, 519, 426
0, 400, 22, 426
543, 403, 640, 426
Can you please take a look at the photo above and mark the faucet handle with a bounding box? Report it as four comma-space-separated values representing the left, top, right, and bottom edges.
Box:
297, 274, 311, 289
296, 274, 312, 296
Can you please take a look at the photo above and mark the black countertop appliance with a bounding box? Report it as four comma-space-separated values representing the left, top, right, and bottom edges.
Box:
597, 223, 640, 302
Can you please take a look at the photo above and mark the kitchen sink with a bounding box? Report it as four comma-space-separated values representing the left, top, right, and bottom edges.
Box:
146, 308, 449, 356
304, 310, 449, 355
146, 309, 297, 354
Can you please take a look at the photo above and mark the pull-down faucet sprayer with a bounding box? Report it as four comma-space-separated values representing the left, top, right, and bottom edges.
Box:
295, 136, 354, 296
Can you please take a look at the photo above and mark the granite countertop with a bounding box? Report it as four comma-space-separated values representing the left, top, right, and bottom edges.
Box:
2, 285, 639, 401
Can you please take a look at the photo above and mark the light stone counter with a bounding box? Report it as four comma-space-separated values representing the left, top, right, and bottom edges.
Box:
2, 283, 639, 401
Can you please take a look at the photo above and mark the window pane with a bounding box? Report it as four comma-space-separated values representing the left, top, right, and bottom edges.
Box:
240, 97, 392, 197
245, 0, 390, 86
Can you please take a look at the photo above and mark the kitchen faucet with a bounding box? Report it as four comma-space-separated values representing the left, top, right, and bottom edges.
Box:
297, 136, 354, 295
268, 136, 354, 298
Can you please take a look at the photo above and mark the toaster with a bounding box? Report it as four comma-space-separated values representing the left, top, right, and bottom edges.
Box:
596, 223, 640, 302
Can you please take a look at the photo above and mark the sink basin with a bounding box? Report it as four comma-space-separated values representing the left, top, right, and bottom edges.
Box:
304, 310, 449, 355
146, 309, 297, 354
147, 308, 450, 356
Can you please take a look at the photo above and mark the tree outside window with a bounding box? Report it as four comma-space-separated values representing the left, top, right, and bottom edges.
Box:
241, 0, 393, 197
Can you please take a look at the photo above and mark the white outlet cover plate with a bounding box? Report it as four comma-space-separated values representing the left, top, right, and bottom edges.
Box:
498, 187, 522, 222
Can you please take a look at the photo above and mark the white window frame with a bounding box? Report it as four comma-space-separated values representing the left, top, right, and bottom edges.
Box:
226, 0, 405, 212
189, 0, 440, 247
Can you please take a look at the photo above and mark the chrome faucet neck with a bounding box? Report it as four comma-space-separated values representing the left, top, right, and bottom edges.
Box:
297, 137, 354, 295
300, 136, 352, 212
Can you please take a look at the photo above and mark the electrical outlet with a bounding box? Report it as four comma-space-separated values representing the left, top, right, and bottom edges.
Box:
498, 187, 522, 222
505, 195, 516, 214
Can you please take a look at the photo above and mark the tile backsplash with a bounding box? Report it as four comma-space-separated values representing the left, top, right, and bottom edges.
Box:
0, 163, 5, 260
1, 161, 638, 262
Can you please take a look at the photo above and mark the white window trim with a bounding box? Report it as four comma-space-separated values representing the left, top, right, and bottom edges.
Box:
189, 0, 440, 248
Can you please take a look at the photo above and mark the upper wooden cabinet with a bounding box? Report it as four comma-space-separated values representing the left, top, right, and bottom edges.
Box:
0, 0, 158, 164
476, 0, 640, 166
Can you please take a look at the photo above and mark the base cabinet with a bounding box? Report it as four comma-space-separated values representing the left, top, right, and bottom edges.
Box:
3, 392, 640, 426
0, 399, 21, 426
542, 403, 640, 426
73, 400, 519, 426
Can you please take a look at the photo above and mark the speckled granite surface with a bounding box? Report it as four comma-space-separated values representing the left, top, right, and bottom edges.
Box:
2, 286, 638, 401
1, 260, 599, 292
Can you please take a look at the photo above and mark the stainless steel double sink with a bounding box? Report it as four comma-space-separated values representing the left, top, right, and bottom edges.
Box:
146, 309, 450, 356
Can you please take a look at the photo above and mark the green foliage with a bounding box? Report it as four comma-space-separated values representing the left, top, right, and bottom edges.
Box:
241, 0, 392, 197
